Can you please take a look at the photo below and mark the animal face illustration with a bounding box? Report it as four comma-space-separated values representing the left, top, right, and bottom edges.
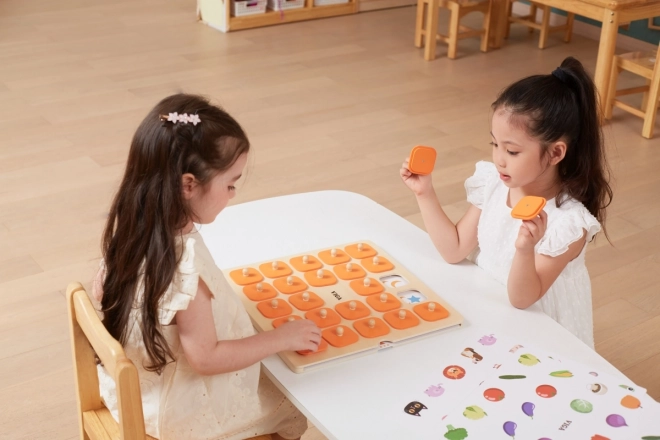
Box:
461, 347, 483, 364
478, 334, 497, 346
404, 401, 428, 416
424, 384, 445, 397
443, 365, 466, 380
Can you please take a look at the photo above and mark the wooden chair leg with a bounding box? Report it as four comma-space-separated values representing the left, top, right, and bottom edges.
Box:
447, 2, 461, 59
480, 0, 493, 53
604, 62, 620, 120
528, 3, 537, 34
423, 0, 440, 60
415, 0, 426, 48
642, 71, 660, 138
504, 0, 513, 39
564, 12, 574, 43
538, 5, 550, 49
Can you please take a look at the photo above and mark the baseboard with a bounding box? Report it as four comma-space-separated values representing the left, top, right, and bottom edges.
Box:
511, 2, 657, 52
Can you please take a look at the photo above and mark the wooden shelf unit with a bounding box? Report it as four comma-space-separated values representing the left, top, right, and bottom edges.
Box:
198, 0, 358, 32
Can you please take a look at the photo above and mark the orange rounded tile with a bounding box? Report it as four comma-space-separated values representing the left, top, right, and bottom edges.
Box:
333, 263, 366, 280
290, 254, 323, 272
229, 267, 264, 286
318, 248, 351, 265
259, 260, 293, 278
289, 291, 325, 311
413, 302, 450, 321
272, 315, 302, 328
360, 256, 394, 273
242, 282, 277, 301
353, 317, 390, 338
366, 292, 401, 312
322, 325, 359, 348
383, 309, 420, 330
304, 269, 338, 287
304, 308, 341, 328
344, 242, 377, 259
349, 277, 384, 296
273, 276, 308, 294
257, 298, 293, 319
335, 300, 370, 320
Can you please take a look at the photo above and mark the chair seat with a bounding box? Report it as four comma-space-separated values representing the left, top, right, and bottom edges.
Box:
83, 408, 158, 440
617, 51, 657, 78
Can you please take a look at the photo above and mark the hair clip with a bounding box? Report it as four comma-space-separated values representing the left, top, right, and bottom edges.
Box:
160, 112, 201, 126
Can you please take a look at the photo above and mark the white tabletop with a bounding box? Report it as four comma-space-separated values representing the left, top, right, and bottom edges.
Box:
199, 190, 625, 440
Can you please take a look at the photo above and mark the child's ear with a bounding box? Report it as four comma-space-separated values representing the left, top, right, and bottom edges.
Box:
548, 141, 567, 165
181, 173, 198, 200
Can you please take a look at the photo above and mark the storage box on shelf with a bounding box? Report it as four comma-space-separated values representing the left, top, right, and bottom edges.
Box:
232, 0, 267, 16
267, 0, 305, 11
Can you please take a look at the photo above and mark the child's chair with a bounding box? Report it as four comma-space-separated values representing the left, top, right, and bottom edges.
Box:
504, 0, 574, 49
605, 44, 660, 139
66, 282, 272, 440
414, 0, 493, 61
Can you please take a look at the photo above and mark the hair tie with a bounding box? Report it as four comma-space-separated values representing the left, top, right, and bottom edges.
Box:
552, 67, 570, 84
159, 112, 201, 126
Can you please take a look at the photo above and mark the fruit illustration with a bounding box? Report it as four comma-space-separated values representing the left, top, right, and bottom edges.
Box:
570, 399, 593, 414
518, 354, 540, 366
478, 334, 497, 346
619, 384, 635, 392
605, 414, 627, 427
483, 388, 505, 401
444, 425, 468, 440
522, 402, 535, 419
424, 384, 445, 397
549, 370, 573, 378
589, 371, 599, 377
503, 421, 517, 438
620, 395, 641, 409
499, 375, 526, 380
591, 436, 610, 440
463, 405, 487, 420
589, 383, 608, 395
443, 365, 466, 380
536, 384, 557, 398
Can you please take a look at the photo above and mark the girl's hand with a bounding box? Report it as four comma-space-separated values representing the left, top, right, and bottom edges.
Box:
515, 210, 547, 252
273, 319, 321, 352
400, 157, 434, 197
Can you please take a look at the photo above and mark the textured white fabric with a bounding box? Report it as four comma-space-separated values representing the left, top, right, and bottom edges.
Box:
464, 161, 601, 348
97, 230, 307, 439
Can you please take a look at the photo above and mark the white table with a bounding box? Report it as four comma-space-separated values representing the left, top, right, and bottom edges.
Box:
199, 190, 627, 439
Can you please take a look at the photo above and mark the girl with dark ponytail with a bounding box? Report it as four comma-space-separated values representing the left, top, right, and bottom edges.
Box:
93, 94, 317, 439
401, 57, 612, 348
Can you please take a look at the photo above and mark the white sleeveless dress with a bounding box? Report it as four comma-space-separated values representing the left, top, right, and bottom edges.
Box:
465, 161, 601, 348
96, 230, 307, 439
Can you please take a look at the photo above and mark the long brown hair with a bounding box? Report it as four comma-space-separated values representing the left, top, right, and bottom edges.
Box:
101, 94, 249, 374
492, 57, 613, 237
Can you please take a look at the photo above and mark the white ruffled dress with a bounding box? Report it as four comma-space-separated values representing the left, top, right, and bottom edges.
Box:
465, 161, 601, 348
96, 230, 307, 440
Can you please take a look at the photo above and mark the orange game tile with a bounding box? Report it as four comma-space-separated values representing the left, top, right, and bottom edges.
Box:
272, 315, 302, 328
413, 302, 450, 321
243, 282, 277, 301
273, 276, 308, 294
344, 242, 377, 259
304, 269, 338, 287
318, 248, 351, 265
360, 256, 394, 273
353, 317, 390, 338
289, 291, 325, 311
229, 267, 264, 286
335, 300, 370, 320
297, 338, 329, 356
383, 309, 420, 330
257, 298, 293, 319
290, 254, 323, 272
333, 263, 366, 280
366, 292, 401, 312
305, 308, 341, 328
322, 325, 359, 348
259, 260, 293, 279
349, 277, 384, 296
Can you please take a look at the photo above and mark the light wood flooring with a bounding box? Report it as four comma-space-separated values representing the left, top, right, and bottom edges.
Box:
0, 1, 658, 438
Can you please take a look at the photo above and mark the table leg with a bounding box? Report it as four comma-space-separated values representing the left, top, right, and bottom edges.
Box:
414, 0, 426, 48
593, 9, 619, 114
423, 0, 440, 61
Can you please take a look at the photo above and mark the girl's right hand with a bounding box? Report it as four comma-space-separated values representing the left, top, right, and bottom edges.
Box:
400, 157, 433, 196
273, 319, 322, 352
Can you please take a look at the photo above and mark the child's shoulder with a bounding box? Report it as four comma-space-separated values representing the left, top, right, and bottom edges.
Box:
465, 161, 500, 207
538, 196, 601, 257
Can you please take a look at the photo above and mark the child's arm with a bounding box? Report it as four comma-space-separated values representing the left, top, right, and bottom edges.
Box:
176, 279, 321, 376
507, 210, 587, 308
401, 159, 480, 263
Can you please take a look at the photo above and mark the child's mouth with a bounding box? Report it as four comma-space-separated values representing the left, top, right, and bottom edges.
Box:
499, 173, 511, 181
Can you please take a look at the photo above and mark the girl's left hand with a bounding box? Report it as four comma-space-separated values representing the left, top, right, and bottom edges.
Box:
515, 210, 547, 252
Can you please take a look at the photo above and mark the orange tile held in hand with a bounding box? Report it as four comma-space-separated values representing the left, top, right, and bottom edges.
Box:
243, 282, 277, 301
366, 292, 401, 312
304, 269, 337, 287
259, 260, 293, 278
360, 256, 394, 273
350, 278, 384, 296
333, 263, 366, 280
413, 302, 449, 321
229, 267, 264, 286
304, 308, 341, 328
297, 338, 329, 356
322, 325, 359, 348
353, 317, 390, 338
408, 145, 436, 175
273, 276, 308, 294
318, 248, 351, 265
257, 298, 293, 319
383, 309, 420, 330
289, 291, 324, 311
511, 196, 546, 220
289, 254, 323, 272
272, 315, 302, 328
335, 300, 370, 320
344, 242, 377, 259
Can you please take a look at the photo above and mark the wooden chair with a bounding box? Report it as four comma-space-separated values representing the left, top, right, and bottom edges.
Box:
605, 44, 660, 139
414, 0, 493, 61
504, 0, 574, 49
66, 282, 272, 440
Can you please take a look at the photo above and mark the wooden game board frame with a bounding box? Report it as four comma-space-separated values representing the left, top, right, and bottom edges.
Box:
224, 241, 463, 373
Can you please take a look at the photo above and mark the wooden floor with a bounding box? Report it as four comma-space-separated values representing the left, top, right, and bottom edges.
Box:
1, 1, 659, 438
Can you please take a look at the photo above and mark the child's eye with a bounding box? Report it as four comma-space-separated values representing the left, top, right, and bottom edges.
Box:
507, 150, 519, 156
489, 142, 497, 148
228, 186, 236, 191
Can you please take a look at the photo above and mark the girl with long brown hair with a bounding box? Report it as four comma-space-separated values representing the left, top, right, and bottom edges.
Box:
93, 93, 319, 439
400, 57, 612, 349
